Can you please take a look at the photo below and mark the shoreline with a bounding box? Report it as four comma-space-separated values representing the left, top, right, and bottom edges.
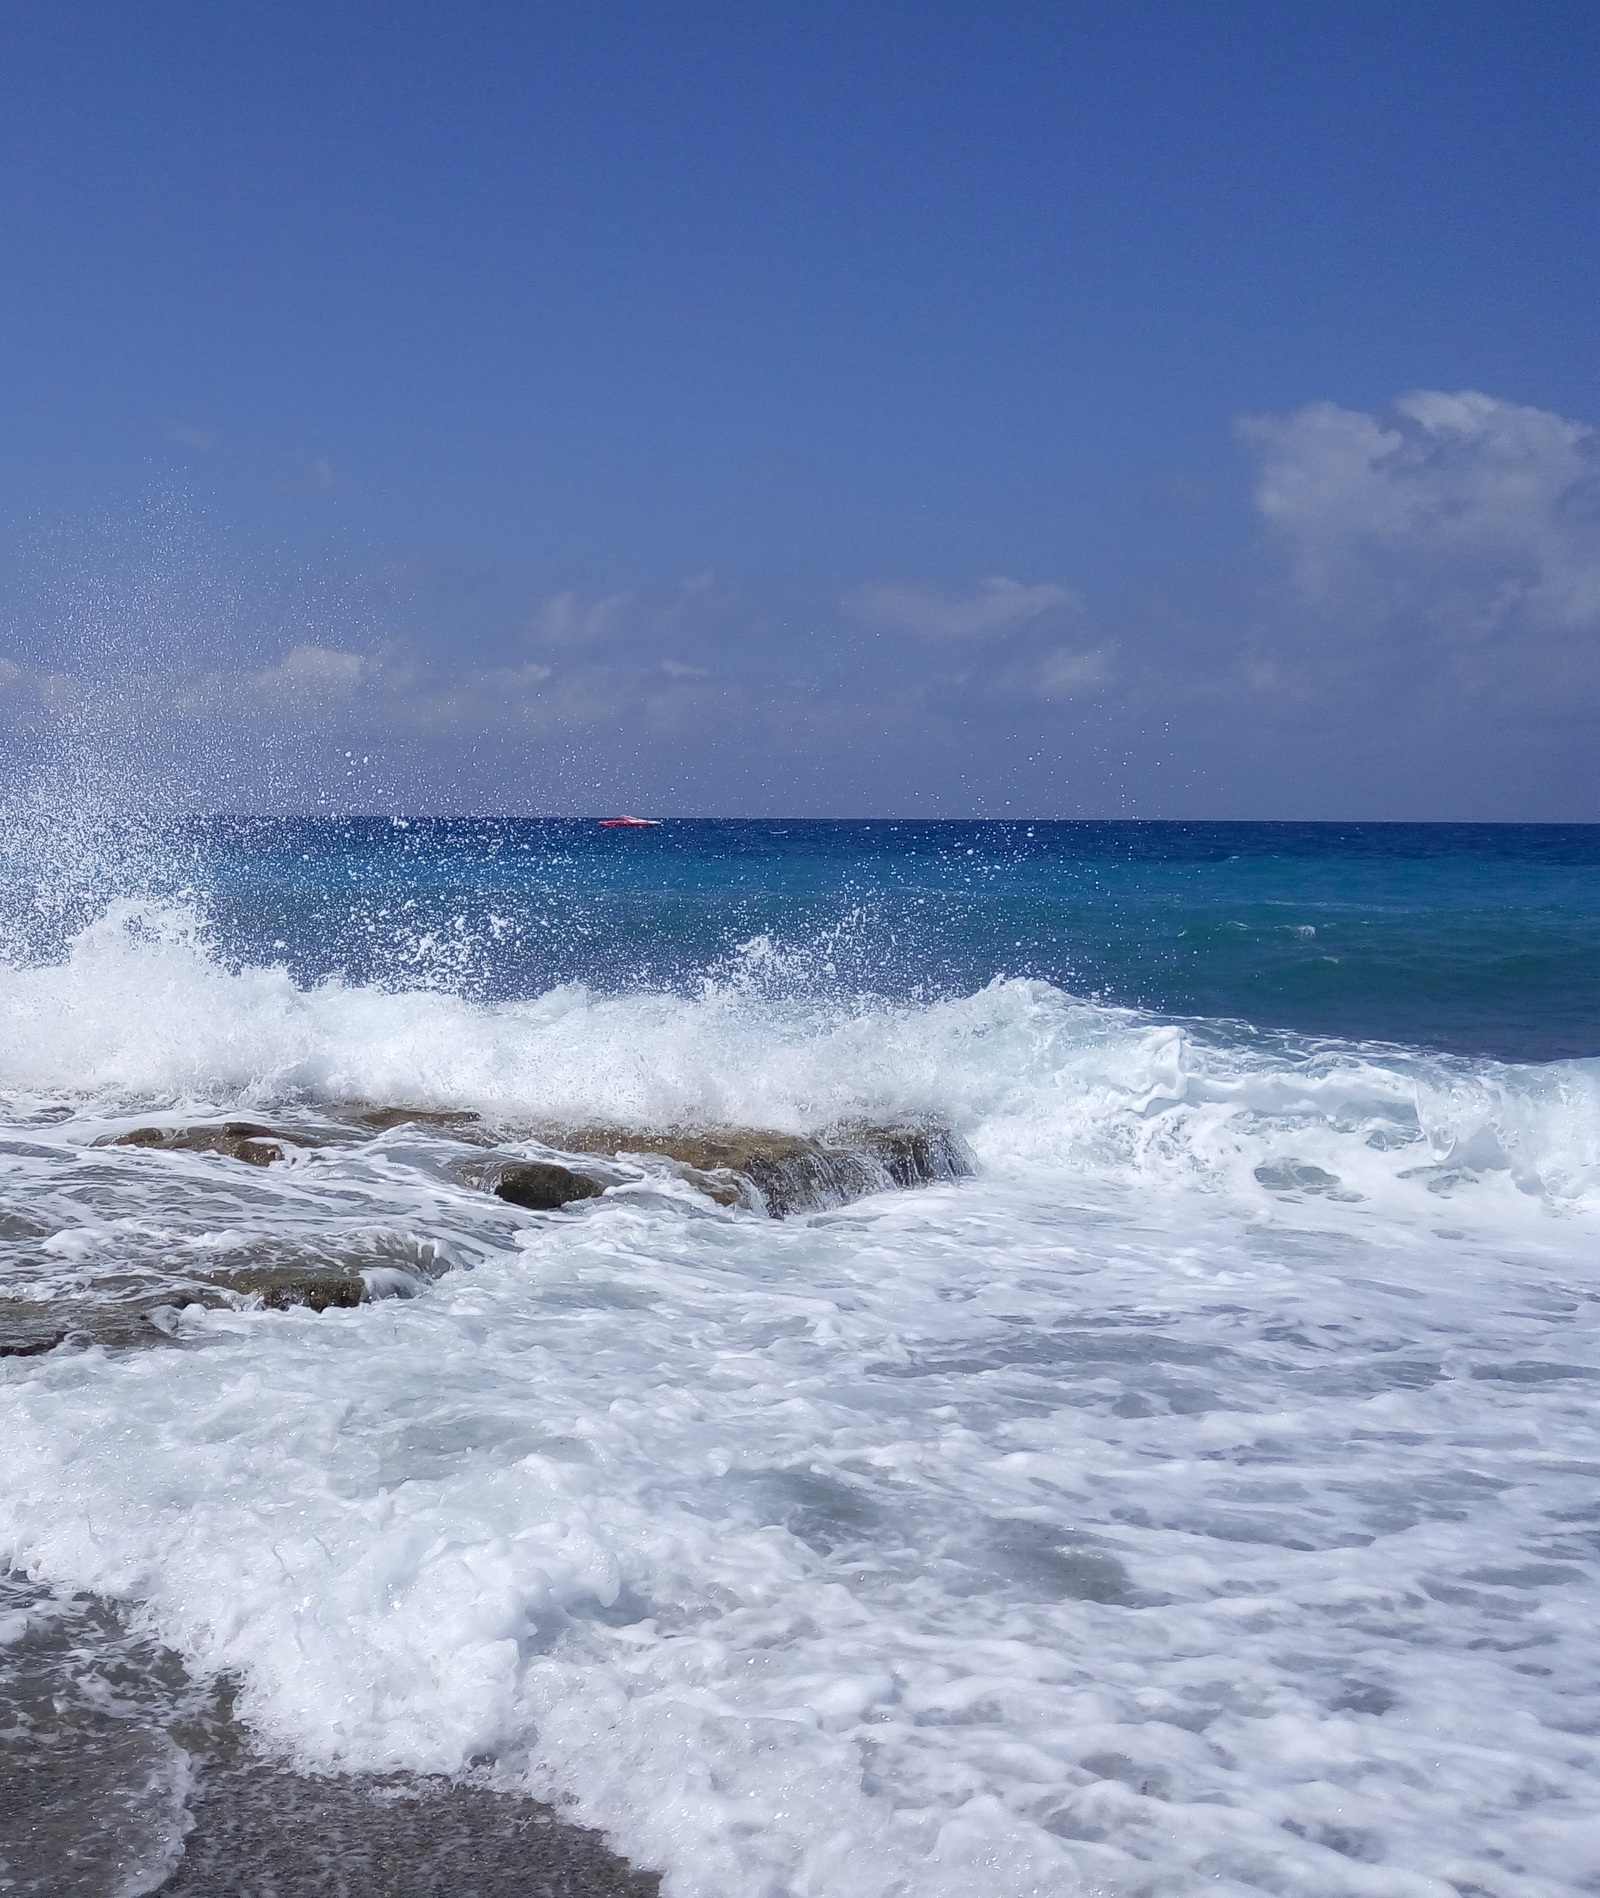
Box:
0, 1578, 660, 1898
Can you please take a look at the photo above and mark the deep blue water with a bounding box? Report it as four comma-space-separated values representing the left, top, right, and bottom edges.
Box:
158, 819, 1600, 1064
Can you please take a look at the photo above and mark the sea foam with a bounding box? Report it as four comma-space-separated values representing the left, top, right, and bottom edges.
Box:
3, 898, 1596, 1212
4, 901, 1600, 1896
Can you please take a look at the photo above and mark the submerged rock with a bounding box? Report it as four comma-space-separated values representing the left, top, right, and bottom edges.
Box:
0, 1325, 68, 1359
91, 1111, 970, 1220
3, 1268, 380, 1354
202, 1267, 366, 1312
96, 1123, 293, 1166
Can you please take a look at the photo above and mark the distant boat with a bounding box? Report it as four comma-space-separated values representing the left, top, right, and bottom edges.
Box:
599, 813, 661, 827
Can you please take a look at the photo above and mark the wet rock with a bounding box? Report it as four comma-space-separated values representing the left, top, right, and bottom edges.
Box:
840, 1120, 975, 1192
0, 1273, 371, 1359
548, 1119, 971, 1217
0, 1326, 67, 1359
344, 1105, 490, 1139
203, 1267, 366, 1312
3, 1290, 228, 1354
2, 1292, 215, 1356
1254, 1160, 1363, 1202
0, 1209, 53, 1240
490, 1160, 607, 1211
96, 1123, 292, 1166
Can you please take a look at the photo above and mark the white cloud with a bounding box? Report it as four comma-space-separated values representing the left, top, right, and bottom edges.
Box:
528, 574, 715, 649
530, 588, 640, 647
1238, 389, 1600, 705
1242, 390, 1600, 630
172, 635, 716, 743
384, 660, 558, 733
249, 644, 366, 699
1028, 646, 1112, 699
847, 575, 1079, 640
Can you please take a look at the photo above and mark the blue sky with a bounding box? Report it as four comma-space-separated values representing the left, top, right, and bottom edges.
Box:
2, 1, 1596, 816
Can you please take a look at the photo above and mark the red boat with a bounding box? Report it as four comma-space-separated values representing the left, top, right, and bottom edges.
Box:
599, 814, 661, 827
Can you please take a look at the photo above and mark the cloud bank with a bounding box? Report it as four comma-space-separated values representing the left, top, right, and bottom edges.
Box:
3, 390, 1595, 815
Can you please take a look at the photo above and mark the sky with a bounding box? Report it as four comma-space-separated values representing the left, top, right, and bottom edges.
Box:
1, 0, 1597, 818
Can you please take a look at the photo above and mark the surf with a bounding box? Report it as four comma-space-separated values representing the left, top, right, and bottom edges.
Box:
3, 832, 1599, 1898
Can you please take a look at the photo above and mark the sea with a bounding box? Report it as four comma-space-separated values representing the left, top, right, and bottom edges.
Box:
2, 817, 1598, 1898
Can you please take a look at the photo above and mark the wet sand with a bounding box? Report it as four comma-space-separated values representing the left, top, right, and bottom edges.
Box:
152, 1765, 661, 1898
0, 1578, 658, 1898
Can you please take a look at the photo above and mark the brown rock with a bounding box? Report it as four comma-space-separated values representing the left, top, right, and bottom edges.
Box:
546, 1119, 971, 1217
206, 1267, 366, 1311
490, 1161, 607, 1211
346, 1106, 487, 1136
96, 1122, 292, 1166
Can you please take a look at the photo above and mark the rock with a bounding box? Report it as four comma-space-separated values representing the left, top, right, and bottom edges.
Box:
0, 1271, 369, 1357
204, 1267, 366, 1311
96, 1123, 291, 1166
104, 1126, 169, 1148
836, 1120, 975, 1192
0, 1328, 67, 1358
225, 1137, 284, 1167
346, 1106, 488, 1137
547, 1119, 971, 1217
490, 1161, 607, 1211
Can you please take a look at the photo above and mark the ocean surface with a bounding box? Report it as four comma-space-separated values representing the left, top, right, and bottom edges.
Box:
2, 818, 1599, 1897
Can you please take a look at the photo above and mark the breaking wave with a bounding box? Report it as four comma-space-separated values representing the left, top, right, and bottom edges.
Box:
2, 897, 1596, 1217
4, 889, 1600, 1897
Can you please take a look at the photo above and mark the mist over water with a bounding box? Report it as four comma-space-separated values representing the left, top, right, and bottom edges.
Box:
2, 810, 1598, 1896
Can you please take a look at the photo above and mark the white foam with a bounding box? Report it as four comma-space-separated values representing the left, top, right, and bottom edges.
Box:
3, 906, 1600, 1895
2, 900, 1596, 1216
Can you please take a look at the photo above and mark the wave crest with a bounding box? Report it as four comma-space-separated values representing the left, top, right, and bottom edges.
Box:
2, 899, 1595, 1218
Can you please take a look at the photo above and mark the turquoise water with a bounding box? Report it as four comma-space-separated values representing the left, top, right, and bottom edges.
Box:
181, 819, 1600, 1061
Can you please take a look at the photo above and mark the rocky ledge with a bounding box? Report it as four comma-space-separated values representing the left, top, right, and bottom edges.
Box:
489, 1116, 971, 1222
30, 1114, 971, 1352
93, 1111, 972, 1220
